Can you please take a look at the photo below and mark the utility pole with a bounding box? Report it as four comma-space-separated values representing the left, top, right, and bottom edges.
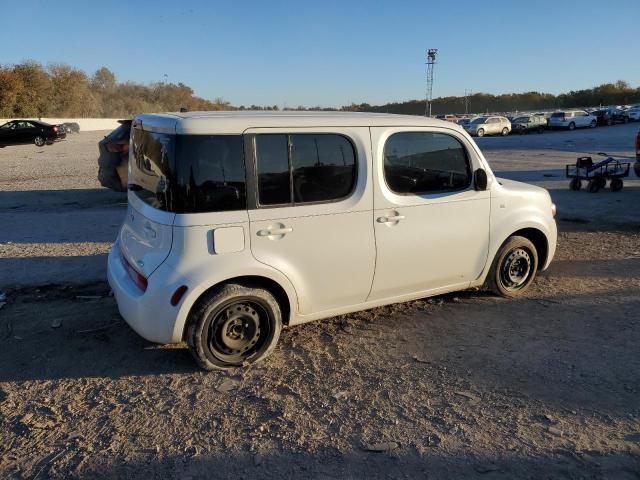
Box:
464, 89, 472, 115
424, 49, 438, 117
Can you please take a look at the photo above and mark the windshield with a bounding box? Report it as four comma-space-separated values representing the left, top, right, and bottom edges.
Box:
513, 117, 529, 123
551, 112, 565, 118
130, 128, 246, 213
471, 117, 487, 124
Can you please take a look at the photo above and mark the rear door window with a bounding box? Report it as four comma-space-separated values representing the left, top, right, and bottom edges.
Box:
254, 133, 357, 206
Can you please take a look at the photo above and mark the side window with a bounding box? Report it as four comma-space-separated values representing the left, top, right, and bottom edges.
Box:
290, 134, 356, 203
254, 133, 357, 206
384, 132, 471, 194
255, 134, 290, 206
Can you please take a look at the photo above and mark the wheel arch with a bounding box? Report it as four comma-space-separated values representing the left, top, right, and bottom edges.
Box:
179, 274, 294, 342
502, 227, 549, 271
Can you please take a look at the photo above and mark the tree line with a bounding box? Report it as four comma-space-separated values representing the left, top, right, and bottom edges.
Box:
1, 61, 638, 118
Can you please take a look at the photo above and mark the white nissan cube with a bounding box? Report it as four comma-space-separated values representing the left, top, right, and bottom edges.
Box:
108, 111, 557, 370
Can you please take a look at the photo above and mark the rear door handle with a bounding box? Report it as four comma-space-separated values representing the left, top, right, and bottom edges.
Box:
377, 215, 405, 223
257, 227, 293, 236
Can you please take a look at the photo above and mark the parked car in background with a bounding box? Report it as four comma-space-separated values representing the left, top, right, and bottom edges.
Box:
108, 111, 557, 370
464, 116, 511, 137
97, 120, 131, 192
627, 107, 640, 122
63, 122, 81, 133
548, 110, 596, 130
457, 118, 471, 128
511, 115, 546, 134
435, 114, 459, 123
0, 120, 66, 147
593, 108, 629, 126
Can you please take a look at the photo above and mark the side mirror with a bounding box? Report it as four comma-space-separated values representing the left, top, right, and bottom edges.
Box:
474, 168, 488, 191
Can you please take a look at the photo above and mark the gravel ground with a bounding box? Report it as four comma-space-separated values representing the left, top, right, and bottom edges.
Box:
0, 123, 639, 479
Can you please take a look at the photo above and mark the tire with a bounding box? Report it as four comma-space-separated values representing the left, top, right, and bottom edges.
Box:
501, 127, 509, 136
607, 118, 613, 126
588, 180, 601, 193
623, 117, 629, 124
537, 126, 544, 134
34, 136, 45, 147
486, 236, 538, 298
186, 283, 282, 370
610, 178, 623, 192
569, 178, 582, 191
590, 120, 596, 128
476, 128, 485, 137
568, 122, 576, 131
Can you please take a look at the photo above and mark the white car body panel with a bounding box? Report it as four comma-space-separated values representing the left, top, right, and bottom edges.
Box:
107, 111, 557, 344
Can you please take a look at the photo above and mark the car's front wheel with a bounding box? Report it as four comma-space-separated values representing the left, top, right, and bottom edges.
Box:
186, 283, 282, 370
486, 236, 538, 298
34, 136, 45, 147
590, 120, 597, 128
501, 127, 509, 136
568, 122, 576, 131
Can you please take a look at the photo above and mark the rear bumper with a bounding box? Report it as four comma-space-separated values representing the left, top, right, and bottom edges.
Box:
107, 241, 189, 344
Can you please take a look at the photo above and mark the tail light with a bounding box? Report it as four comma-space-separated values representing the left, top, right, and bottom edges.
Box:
53, 126, 58, 132
120, 252, 148, 292
107, 142, 130, 153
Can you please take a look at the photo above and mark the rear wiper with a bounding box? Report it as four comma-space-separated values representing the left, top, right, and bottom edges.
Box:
128, 183, 144, 191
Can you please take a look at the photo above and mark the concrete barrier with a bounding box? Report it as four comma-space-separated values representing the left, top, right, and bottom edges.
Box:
0, 118, 123, 132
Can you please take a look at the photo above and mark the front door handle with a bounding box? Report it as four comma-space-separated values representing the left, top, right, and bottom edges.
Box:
377, 215, 405, 223
257, 227, 293, 237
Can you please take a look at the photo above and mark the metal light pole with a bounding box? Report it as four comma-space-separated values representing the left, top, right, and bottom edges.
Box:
424, 49, 438, 117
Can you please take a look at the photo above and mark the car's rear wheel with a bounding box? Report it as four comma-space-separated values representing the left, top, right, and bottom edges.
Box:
590, 120, 597, 128
34, 136, 45, 147
476, 128, 485, 137
568, 122, 576, 131
186, 283, 282, 370
486, 236, 538, 298
501, 127, 509, 136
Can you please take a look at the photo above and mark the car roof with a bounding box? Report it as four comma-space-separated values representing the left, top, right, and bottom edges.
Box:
134, 111, 462, 135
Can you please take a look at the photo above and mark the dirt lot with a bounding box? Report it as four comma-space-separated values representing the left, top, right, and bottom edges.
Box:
0, 124, 639, 479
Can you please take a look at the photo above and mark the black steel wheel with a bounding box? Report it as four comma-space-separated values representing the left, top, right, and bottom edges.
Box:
486, 236, 538, 298
569, 178, 582, 191
610, 178, 623, 192
187, 284, 282, 370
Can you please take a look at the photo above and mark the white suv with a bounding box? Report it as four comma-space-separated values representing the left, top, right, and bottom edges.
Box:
108, 111, 557, 370
548, 110, 597, 130
464, 116, 511, 137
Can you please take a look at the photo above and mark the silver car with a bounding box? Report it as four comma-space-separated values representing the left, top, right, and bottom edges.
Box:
464, 116, 511, 137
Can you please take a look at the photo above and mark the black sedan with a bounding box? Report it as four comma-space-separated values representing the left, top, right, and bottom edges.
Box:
0, 120, 66, 147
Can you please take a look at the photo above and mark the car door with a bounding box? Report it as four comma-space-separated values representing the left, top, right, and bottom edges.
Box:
21, 122, 39, 143
368, 127, 491, 301
245, 127, 375, 316
489, 117, 500, 134
0, 122, 16, 145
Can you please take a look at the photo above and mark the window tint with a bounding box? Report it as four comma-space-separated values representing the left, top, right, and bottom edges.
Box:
174, 135, 246, 213
255, 133, 357, 206
290, 134, 356, 203
255, 134, 290, 205
384, 132, 471, 194
130, 129, 246, 213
